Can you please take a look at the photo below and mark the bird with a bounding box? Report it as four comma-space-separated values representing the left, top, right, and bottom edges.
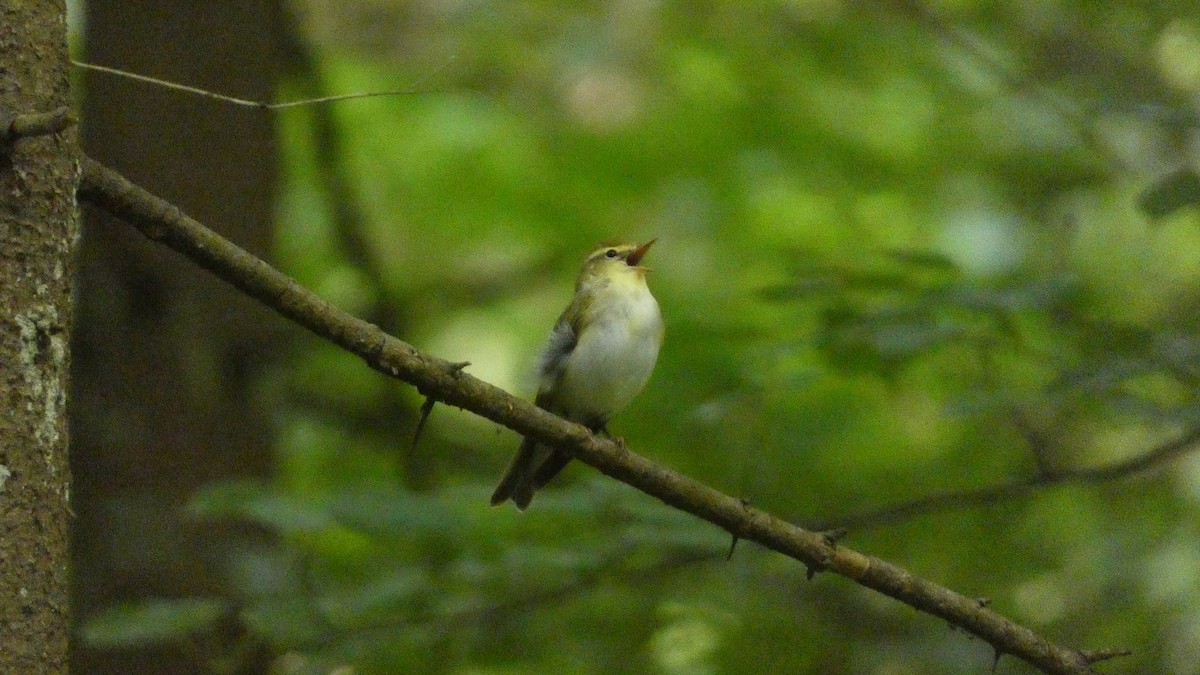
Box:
490, 240, 664, 510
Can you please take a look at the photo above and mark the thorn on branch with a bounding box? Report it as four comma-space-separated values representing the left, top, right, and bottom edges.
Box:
805, 528, 846, 580
976, 597, 991, 608
410, 362, 469, 449
1081, 647, 1133, 664
0, 106, 75, 147
727, 497, 753, 562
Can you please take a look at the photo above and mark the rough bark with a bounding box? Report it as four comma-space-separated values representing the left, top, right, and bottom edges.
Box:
0, 1, 79, 672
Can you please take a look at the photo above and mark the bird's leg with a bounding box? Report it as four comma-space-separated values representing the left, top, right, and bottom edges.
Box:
819, 528, 848, 546
594, 423, 628, 451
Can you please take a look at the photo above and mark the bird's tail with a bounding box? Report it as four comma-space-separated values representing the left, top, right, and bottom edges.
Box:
490, 437, 548, 510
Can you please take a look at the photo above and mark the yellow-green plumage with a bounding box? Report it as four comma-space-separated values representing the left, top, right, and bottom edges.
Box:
491, 241, 664, 509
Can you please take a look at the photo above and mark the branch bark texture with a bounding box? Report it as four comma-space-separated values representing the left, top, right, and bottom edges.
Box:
78, 157, 1115, 675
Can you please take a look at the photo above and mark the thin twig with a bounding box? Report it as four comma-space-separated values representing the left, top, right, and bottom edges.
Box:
1081, 647, 1133, 664
820, 426, 1200, 532
72, 59, 453, 109
77, 157, 1121, 675
411, 396, 438, 452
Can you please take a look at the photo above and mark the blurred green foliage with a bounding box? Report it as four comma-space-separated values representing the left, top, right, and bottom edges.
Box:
83, 0, 1200, 673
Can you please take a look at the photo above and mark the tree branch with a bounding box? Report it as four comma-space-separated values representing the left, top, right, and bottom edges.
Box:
820, 425, 1200, 532
77, 156, 1117, 674
0, 106, 75, 145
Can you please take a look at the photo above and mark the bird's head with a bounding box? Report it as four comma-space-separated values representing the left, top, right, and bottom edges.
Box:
578, 240, 656, 285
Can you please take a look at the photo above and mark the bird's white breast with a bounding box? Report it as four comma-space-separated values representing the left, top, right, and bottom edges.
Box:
555, 277, 662, 424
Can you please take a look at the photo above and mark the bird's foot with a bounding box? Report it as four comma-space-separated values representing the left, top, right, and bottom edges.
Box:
819, 528, 848, 546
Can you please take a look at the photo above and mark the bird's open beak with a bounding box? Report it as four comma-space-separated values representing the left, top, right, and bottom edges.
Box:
626, 239, 656, 267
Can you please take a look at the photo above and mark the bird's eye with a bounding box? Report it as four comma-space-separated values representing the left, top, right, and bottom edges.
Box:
605, 249, 619, 258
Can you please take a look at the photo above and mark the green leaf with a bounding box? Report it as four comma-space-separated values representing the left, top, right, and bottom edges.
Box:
1139, 169, 1200, 219
883, 248, 959, 272
317, 568, 430, 623
328, 487, 467, 536
82, 598, 226, 647
190, 480, 335, 533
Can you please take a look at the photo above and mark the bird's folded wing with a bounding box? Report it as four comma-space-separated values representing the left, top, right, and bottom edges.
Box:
535, 295, 586, 397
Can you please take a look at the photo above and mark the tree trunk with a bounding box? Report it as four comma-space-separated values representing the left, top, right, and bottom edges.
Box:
0, 1, 79, 672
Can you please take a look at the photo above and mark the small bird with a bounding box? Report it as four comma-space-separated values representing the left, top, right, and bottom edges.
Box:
490, 240, 664, 509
